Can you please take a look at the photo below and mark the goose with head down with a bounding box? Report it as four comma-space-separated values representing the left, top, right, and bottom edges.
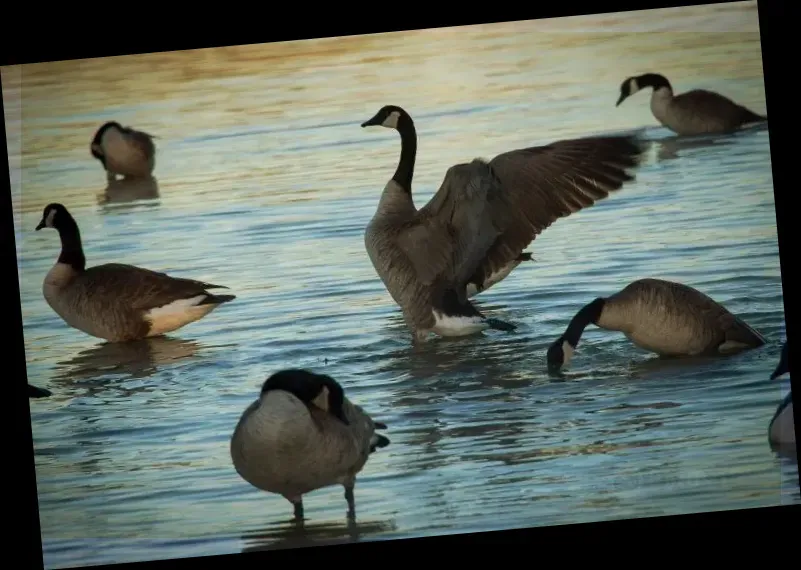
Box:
91, 121, 157, 182
360, 105, 646, 343
768, 342, 794, 449
546, 278, 767, 371
230, 369, 390, 520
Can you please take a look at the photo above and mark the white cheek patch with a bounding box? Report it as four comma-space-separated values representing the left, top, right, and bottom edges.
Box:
312, 385, 331, 413
45, 208, 57, 228
382, 111, 400, 129
628, 77, 640, 95
562, 340, 575, 366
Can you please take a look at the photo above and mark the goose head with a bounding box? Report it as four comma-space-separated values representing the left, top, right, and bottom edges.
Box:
546, 336, 576, 372
616, 76, 641, 107
90, 121, 124, 161
617, 73, 672, 106
261, 369, 349, 426
361, 105, 411, 131
35, 203, 72, 232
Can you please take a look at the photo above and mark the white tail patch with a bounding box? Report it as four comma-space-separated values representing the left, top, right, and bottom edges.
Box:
562, 341, 575, 366
431, 311, 488, 337
145, 294, 215, 336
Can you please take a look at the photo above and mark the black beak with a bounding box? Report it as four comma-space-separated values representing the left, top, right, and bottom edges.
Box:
361, 114, 381, 128
35, 220, 45, 231
616, 93, 626, 107
374, 421, 387, 429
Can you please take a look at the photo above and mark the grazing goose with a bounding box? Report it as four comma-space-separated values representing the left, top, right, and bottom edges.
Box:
768, 342, 794, 448
28, 384, 52, 398
360, 105, 646, 343
615, 73, 767, 136
230, 369, 390, 520
546, 278, 766, 370
35, 203, 236, 342
91, 121, 157, 181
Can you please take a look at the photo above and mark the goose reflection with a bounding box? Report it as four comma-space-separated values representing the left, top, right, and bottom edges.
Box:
240, 517, 397, 553
655, 134, 735, 162
51, 336, 201, 383
624, 352, 732, 381
97, 175, 160, 209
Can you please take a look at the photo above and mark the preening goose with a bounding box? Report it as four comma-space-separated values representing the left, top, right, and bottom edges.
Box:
91, 121, 157, 181
360, 105, 646, 343
768, 342, 794, 448
616, 73, 767, 136
35, 203, 236, 343
230, 369, 390, 520
546, 278, 766, 370
28, 384, 52, 398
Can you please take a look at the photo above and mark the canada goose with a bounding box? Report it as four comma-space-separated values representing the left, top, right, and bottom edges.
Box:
360, 105, 646, 342
768, 342, 794, 448
546, 278, 766, 370
35, 203, 236, 343
91, 121, 156, 181
230, 369, 390, 520
615, 73, 767, 136
28, 384, 51, 398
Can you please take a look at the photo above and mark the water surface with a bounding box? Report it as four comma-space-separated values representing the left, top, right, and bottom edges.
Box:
4, 2, 797, 568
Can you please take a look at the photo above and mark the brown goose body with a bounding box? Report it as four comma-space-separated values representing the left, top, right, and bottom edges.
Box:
616, 73, 767, 136
361, 105, 646, 342
36, 203, 235, 343
230, 369, 389, 519
91, 121, 157, 181
547, 278, 767, 370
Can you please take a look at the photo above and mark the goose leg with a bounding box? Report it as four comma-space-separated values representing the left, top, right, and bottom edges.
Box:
290, 497, 304, 520
344, 485, 356, 520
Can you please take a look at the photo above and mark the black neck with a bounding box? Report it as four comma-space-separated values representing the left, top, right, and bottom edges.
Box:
56, 216, 86, 271
638, 73, 672, 92
392, 120, 417, 193
563, 297, 605, 348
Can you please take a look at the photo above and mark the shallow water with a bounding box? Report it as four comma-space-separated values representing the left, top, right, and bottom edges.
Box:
4, 2, 797, 568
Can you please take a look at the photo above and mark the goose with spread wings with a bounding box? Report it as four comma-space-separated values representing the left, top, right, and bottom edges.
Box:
360, 105, 647, 343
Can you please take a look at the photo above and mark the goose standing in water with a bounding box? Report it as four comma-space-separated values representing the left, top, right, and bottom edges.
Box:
91, 121, 157, 181
615, 73, 767, 136
230, 369, 390, 520
35, 203, 236, 342
546, 278, 766, 371
28, 384, 51, 398
360, 105, 646, 343
768, 342, 794, 448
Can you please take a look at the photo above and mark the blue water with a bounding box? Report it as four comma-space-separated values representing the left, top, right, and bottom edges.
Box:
4, 2, 797, 568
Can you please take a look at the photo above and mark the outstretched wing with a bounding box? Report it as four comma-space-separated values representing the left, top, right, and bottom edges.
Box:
470, 134, 646, 281
394, 160, 503, 292
80, 263, 227, 312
